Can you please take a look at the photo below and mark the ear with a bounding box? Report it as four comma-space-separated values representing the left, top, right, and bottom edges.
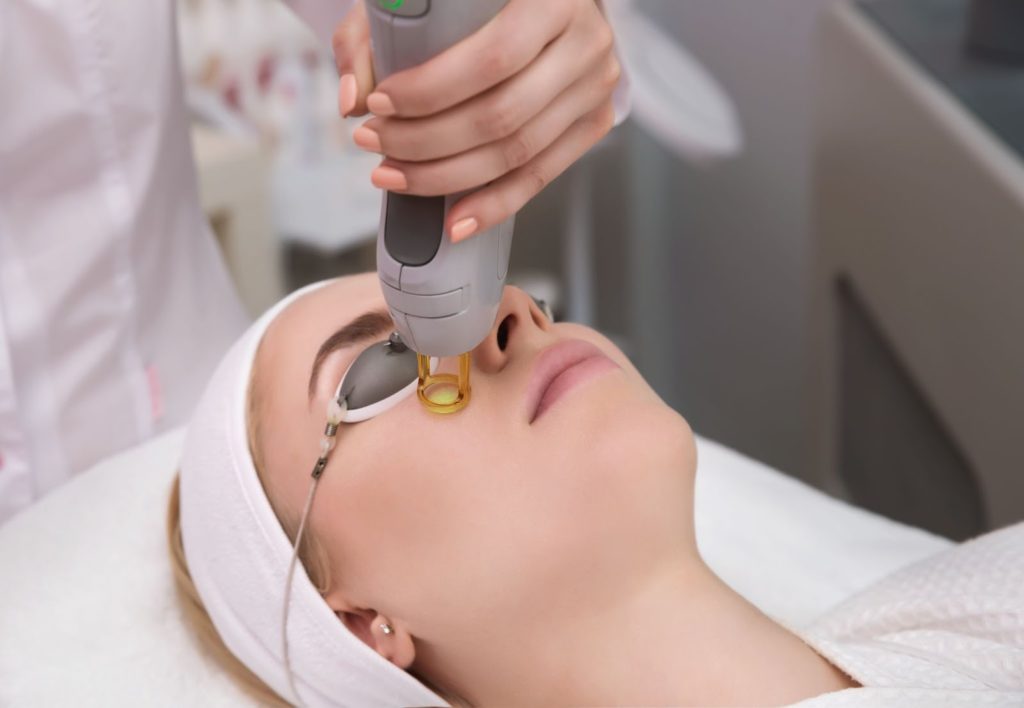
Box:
323, 589, 417, 669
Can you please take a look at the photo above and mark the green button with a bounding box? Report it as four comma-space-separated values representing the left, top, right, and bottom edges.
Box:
377, 0, 429, 17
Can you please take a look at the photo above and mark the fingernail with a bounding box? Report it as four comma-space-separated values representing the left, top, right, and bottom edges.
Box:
371, 166, 408, 191
450, 217, 479, 242
340, 74, 357, 117
367, 92, 396, 116
353, 126, 382, 152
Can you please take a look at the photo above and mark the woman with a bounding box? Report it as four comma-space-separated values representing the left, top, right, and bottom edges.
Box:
169, 274, 1024, 707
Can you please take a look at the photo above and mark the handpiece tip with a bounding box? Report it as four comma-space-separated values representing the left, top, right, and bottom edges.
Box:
417, 352, 471, 415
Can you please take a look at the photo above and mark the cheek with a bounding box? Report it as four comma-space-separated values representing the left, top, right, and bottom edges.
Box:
321, 406, 504, 610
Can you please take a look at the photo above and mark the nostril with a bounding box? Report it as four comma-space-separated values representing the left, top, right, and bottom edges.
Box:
496, 314, 514, 351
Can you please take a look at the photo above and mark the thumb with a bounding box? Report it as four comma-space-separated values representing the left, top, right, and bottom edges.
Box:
332, 2, 376, 117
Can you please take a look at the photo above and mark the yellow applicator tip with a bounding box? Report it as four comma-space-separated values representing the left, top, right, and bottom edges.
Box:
417, 352, 471, 414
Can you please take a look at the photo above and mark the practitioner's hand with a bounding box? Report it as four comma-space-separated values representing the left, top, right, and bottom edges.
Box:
332, 0, 621, 242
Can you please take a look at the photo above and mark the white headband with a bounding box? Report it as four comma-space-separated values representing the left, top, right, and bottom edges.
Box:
179, 281, 448, 707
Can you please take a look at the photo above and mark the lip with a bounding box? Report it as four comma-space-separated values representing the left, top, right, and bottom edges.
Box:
525, 339, 620, 424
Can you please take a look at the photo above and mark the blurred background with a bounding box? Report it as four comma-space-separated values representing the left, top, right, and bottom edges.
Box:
178, 0, 1024, 540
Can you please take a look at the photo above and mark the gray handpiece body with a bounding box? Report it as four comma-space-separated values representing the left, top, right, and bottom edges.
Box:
364, 0, 515, 358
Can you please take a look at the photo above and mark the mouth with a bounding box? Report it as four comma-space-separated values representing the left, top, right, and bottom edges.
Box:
525, 339, 620, 424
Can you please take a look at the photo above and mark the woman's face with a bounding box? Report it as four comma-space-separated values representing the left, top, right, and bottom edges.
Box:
255, 274, 696, 674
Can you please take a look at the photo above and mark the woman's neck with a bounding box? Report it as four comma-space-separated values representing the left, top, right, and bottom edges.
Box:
479, 559, 855, 706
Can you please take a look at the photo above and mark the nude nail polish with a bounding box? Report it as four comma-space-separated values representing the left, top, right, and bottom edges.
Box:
353, 126, 382, 152
339, 74, 357, 117
372, 166, 408, 191
450, 217, 479, 242
367, 92, 397, 116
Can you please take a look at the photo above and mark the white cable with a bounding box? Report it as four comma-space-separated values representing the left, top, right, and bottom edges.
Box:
281, 398, 347, 706
282, 474, 320, 707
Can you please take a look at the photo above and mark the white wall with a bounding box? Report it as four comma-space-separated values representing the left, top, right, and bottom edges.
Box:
627, 0, 845, 476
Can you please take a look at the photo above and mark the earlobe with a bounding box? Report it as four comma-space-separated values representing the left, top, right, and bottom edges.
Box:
323, 590, 417, 668
369, 613, 417, 669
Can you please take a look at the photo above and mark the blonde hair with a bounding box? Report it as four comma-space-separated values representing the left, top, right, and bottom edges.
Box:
166, 358, 328, 704
167, 477, 289, 705
165, 350, 459, 705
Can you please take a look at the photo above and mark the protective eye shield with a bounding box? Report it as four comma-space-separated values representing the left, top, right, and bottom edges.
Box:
335, 333, 424, 423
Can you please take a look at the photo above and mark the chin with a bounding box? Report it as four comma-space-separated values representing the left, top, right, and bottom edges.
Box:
629, 403, 694, 471
579, 382, 695, 469
619, 403, 695, 502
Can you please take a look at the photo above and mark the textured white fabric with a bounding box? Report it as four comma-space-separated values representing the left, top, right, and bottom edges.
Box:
178, 280, 446, 707
793, 523, 1024, 707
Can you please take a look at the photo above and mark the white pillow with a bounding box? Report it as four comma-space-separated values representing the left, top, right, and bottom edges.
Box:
0, 431, 950, 706
692, 437, 951, 626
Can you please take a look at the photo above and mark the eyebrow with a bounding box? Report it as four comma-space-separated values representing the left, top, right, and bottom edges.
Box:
307, 308, 396, 405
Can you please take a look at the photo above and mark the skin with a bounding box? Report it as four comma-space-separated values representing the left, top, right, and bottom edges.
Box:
332, 0, 620, 242
253, 273, 856, 706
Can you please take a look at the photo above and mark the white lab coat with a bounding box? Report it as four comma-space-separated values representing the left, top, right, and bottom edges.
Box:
0, 0, 629, 524
0, 0, 357, 525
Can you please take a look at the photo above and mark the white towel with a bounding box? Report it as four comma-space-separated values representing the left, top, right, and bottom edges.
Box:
793, 522, 1024, 707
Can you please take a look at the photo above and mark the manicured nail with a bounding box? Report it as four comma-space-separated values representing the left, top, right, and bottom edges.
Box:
371, 166, 408, 191
353, 125, 382, 152
339, 74, 357, 117
450, 217, 479, 242
367, 91, 397, 116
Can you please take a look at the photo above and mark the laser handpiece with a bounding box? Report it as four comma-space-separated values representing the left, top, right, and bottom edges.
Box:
364, 0, 515, 414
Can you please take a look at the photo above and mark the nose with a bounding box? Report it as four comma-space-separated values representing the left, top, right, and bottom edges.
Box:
473, 287, 551, 374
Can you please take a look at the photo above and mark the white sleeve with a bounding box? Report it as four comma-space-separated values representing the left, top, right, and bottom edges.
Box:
284, 0, 631, 124
610, 51, 632, 127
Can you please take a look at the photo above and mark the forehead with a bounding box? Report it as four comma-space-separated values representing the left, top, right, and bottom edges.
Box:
255, 274, 389, 409
263, 274, 387, 351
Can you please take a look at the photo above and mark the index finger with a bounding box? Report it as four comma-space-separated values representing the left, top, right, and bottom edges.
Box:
370, 0, 573, 118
